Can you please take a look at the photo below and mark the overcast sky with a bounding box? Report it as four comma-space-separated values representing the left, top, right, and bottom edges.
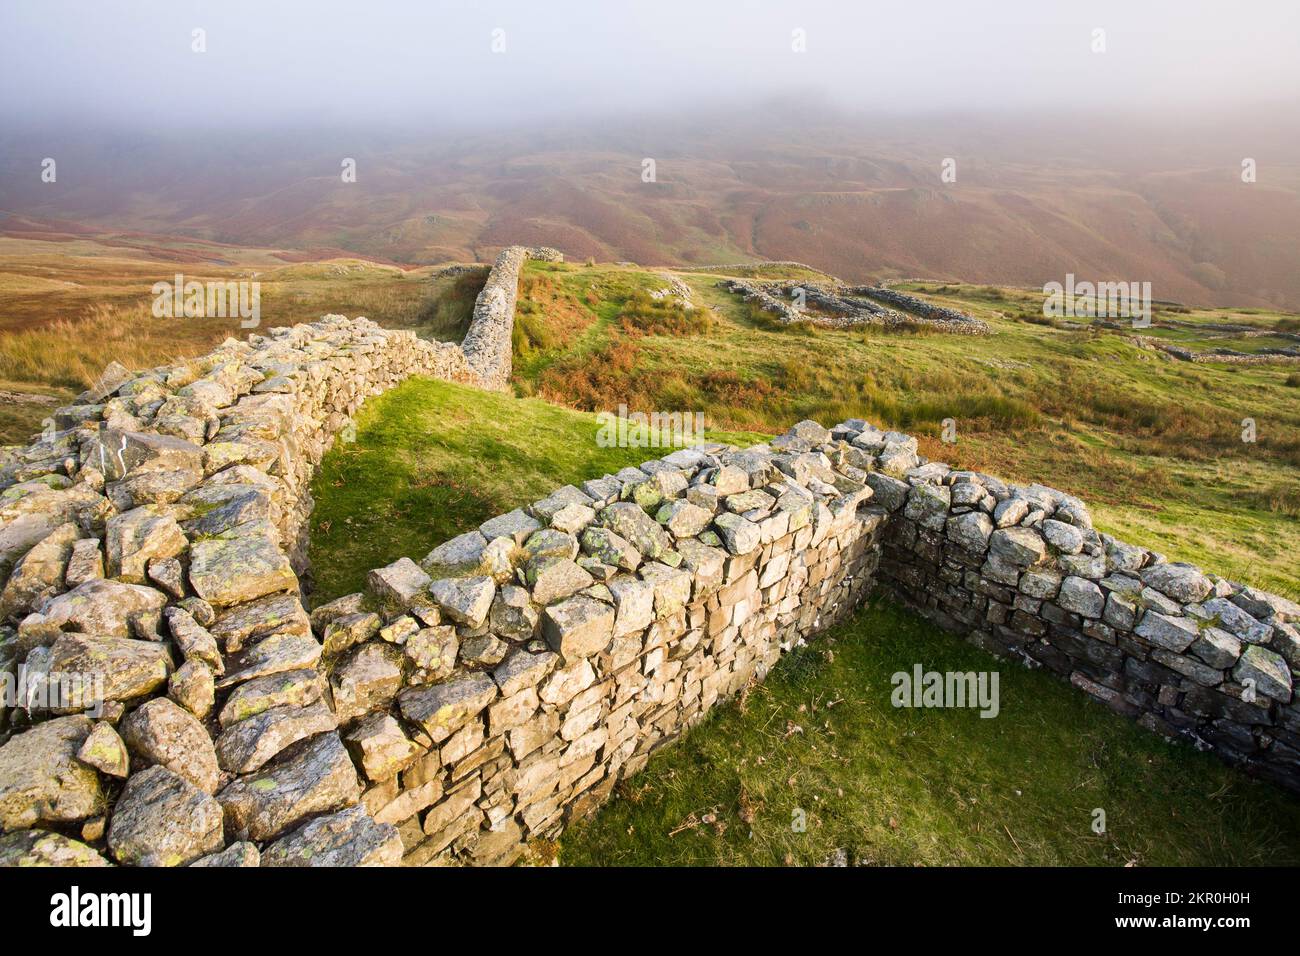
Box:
1, 0, 1297, 129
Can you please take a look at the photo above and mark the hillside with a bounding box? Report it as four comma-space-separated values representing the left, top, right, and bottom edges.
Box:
5, 111, 1300, 309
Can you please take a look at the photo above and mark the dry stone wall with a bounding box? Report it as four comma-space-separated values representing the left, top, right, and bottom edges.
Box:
1, 247, 1297, 868
321, 423, 884, 864
0, 316, 482, 867
460, 246, 562, 391
852, 422, 1300, 792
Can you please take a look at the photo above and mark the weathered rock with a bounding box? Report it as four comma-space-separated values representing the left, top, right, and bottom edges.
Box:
579, 526, 642, 571
42, 633, 173, 711
188, 526, 296, 607
215, 699, 337, 774
428, 575, 495, 627
169, 660, 215, 718
217, 732, 360, 842
713, 513, 761, 555
597, 503, 671, 560
121, 697, 221, 793
37, 578, 167, 639
76, 720, 130, 778
478, 509, 542, 546
108, 765, 224, 866
488, 584, 539, 641
216, 632, 321, 690
211, 592, 310, 653
218, 668, 324, 727
656, 500, 713, 538
165, 606, 224, 674
524, 556, 593, 605
321, 611, 381, 656
1058, 576, 1105, 618
190, 842, 260, 867
147, 555, 186, 599
492, 647, 559, 697
331, 642, 403, 723
542, 595, 615, 659
1234, 645, 1292, 702
421, 530, 488, 577
105, 506, 187, 584
367, 557, 432, 614
0, 829, 109, 866
344, 713, 422, 781
0, 522, 77, 620
1134, 611, 1200, 653
262, 806, 401, 867
398, 673, 497, 745
0, 715, 103, 830
989, 527, 1047, 568
1141, 563, 1214, 604
64, 537, 105, 588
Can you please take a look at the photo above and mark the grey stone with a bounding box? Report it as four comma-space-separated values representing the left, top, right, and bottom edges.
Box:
215, 699, 336, 774
542, 595, 615, 659
217, 732, 360, 842
0, 715, 103, 829
121, 697, 221, 793
428, 575, 495, 627
398, 673, 497, 745
1140, 563, 1213, 604
108, 765, 224, 867
0, 829, 109, 867
1233, 645, 1292, 702
261, 806, 402, 867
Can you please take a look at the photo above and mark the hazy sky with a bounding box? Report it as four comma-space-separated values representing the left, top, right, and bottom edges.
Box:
1, 0, 1297, 128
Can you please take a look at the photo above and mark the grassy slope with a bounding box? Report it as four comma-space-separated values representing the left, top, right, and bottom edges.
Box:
306, 376, 764, 605
561, 599, 1300, 867
510, 262, 1300, 598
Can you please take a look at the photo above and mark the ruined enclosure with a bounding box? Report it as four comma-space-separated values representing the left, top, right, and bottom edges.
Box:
1, 250, 1297, 867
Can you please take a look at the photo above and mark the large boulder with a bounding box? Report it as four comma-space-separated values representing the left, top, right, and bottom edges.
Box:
0, 715, 104, 830
217, 732, 360, 842
120, 697, 221, 793
260, 806, 402, 867
107, 765, 224, 867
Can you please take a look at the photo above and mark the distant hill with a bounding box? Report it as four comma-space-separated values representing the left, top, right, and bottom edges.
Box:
2, 108, 1299, 309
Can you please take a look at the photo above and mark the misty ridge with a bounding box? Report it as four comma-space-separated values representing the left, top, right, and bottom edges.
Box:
1, 0, 1299, 307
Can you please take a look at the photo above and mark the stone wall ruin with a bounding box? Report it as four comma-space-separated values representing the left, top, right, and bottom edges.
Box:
0, 250, 1296, 868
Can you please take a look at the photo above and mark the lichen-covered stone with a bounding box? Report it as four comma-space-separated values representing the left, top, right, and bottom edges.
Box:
0, 829, 110, 867
121, 697, 221, 793
108, 765, 224, 866
262, 805, 401, 867
217, 732, 360, 842
0, 715, 103, 830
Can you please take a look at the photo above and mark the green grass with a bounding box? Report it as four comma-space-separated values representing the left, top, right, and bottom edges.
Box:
306, 376, 765, 605
560, 598, 1300, 867
505, 264, 1300, 599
